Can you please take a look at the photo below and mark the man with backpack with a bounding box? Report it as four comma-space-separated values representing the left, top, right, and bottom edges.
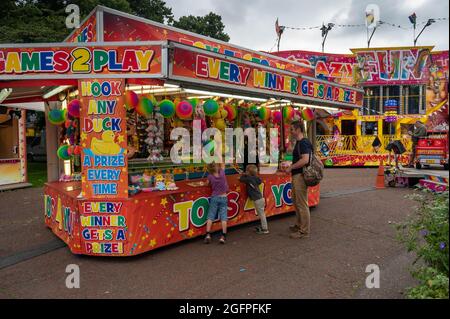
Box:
285, 121, 316, 239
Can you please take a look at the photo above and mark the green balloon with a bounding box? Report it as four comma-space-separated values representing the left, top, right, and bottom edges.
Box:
203, 99, 219, 117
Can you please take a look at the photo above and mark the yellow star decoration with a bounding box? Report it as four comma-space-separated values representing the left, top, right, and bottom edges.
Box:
187, 229, 195, 237
160, 197, 168, 207
167, 233, 171, 239
80, 132, 87, 141
235, 186, 241, 192
117, 135, 124, 143
149, 239, 156, 247
152, 219, 157, 224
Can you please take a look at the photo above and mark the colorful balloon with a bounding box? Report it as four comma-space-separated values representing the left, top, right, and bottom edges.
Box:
48, 109, 67, 125
272, 110, 282, 124
301, 108, 315, 121
282, 106, 294, 123
136, 96, 154, 117
67, 99, 80, 118
223, 104, 237, 121
124, 91, 139, 110
57, 144, 71, 160
203, 99, 219, 117
176, 100, 193, 119
158, 99, 175, 118
188, 98, 199, 108
258, 107, 271, 121
249, 104, 259, 115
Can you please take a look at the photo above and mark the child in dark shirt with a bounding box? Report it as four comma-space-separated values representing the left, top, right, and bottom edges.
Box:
239, 164, 269, 234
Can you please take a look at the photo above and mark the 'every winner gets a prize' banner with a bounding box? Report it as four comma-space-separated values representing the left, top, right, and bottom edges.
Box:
0, 42, 164, 80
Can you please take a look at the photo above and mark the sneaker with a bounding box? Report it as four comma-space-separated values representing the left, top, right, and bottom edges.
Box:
255, 228, 270, 235
289, 225, 300, 233
289, 232, 309, 239
204, 234, 211, 244
219, 236, 226, 244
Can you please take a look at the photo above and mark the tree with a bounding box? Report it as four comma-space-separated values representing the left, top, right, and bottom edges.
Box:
173, 12, 230, 42
128, 0, 174, 24
0, 0, 230, 43
0, 0, 132, 43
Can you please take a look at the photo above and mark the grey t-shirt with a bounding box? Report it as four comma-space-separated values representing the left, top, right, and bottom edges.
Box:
239, 174, 263, 201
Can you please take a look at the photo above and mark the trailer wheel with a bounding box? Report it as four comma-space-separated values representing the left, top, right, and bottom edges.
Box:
415, 163, 422, 169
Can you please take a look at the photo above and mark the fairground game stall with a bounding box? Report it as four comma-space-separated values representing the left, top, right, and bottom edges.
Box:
0, 6, 363, 256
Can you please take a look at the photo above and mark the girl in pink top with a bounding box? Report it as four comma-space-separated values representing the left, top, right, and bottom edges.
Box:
204, 163, 229, 244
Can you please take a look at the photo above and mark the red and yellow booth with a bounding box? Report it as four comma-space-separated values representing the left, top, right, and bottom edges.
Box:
0, 6, 363, 256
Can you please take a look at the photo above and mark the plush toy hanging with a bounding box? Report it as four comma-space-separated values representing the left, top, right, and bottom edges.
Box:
146, 112, 165, 163
194, 101, 207, 135
224, 104, 237, 121
67, 99, 81, 118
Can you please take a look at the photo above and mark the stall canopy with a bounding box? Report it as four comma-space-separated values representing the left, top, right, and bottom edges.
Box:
0, 5, 363, 110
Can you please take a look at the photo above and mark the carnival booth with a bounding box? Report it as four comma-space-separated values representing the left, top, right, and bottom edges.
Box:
0, 6, 363, 256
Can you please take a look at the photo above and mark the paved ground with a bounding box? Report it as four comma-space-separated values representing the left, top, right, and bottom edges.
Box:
0, 168, 419, 298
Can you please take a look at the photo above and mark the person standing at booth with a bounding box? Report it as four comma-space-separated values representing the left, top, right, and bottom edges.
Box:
408, 120, 427, 167
286, 121, 312, 239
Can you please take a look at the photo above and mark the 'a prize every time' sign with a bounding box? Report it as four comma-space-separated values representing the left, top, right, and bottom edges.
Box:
79, 79, 128, 199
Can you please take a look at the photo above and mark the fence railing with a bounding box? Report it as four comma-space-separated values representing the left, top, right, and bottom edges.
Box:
316, 135, 412, 156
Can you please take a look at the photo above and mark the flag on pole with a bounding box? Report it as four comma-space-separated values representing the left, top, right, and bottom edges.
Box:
408, 13, 417, 25
275, 18, 284, 36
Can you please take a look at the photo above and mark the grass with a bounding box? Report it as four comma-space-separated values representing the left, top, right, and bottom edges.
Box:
27, 161, 47, 188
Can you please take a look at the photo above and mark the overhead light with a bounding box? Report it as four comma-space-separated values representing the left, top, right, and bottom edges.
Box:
293, 103, 339, 111
186, 96, 213, 99
43, 85, 72, 99
0, 88, 12, 103
184, 89, 267, 102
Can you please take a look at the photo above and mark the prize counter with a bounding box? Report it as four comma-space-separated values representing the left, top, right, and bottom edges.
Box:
44, 173, 319, 256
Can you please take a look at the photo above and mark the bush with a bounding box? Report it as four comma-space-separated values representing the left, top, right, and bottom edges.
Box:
396, 189, 449, 299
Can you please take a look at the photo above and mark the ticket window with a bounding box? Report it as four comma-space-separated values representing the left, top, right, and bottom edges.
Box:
0, 112, 19, 159
382, 120, 396, 136
362, 121, 378, 136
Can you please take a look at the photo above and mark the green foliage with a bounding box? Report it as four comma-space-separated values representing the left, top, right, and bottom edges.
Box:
396, 190, 449, 299
128, 0, 174, 24
406, 267, 449, 299
172, 12, 230, 42
0, 0, 229, 43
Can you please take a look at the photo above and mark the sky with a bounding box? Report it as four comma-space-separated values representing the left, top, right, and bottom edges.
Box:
164, 0, 449, 54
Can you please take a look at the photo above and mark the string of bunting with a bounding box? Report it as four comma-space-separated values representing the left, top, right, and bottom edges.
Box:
281, 17, 448, 32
